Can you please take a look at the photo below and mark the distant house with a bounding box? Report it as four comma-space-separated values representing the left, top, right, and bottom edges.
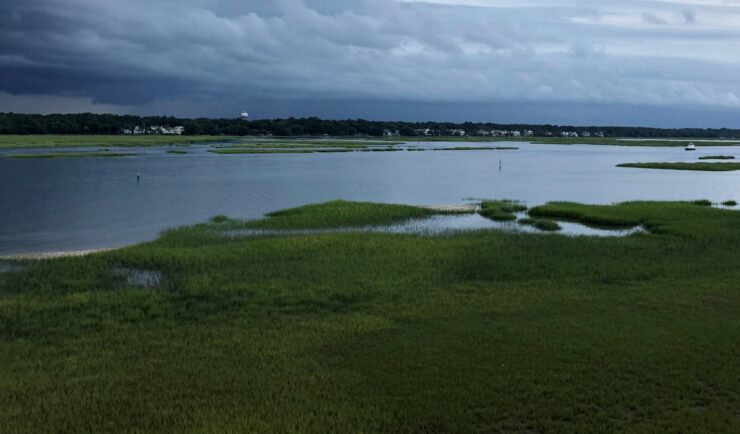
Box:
560, 131, 579, 138
523, 130, 534, 137
582, 132, 591, 137
415, 128, 432, 136
450, 129, 466, 136
383, 129, 400, 137
122, 125, 185, 135
489, 130, 524, 137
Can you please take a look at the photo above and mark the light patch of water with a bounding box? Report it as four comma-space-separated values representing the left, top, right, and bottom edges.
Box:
0, 262, 23, 274
111, 267, 162, 287
223, 213, 643, 239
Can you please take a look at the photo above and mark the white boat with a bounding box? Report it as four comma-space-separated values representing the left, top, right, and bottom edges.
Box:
685, 143, 696, 151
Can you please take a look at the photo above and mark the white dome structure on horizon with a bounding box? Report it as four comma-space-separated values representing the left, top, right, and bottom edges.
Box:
240, 112, 249, 120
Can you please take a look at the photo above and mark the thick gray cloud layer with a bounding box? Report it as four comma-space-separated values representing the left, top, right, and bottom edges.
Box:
2, 0, 740, 125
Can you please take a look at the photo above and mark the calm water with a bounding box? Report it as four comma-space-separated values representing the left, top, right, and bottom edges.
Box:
224, 213, 644, 239
0, 141, 737, 254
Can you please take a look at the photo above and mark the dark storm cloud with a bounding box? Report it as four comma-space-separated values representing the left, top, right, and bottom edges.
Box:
2, 0, 740, 124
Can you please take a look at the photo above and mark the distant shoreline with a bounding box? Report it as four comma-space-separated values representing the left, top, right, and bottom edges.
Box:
0, 247, 118, 260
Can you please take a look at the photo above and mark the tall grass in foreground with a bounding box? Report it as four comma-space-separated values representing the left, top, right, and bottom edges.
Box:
1, 200, 739, 432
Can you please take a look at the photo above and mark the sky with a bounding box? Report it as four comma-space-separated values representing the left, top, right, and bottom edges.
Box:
2, 0, 740, 127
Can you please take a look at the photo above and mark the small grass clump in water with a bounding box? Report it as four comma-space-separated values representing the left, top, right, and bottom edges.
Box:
209, 215, 228, 223
435, 146, 496, 151
518, 217, 561, 231
479, 200, 527, 221
722, 200, 737, 206
209, 149, 315, 155
533, 220, 561, 231
692, 199, 712, 206
166, 149, 188, 154
699, 155, 735, 160
243, 200, 439, 230
617, 162, 740, 171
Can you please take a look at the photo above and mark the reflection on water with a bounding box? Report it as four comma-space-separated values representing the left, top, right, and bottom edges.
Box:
225, 213, 643, 238
0, 141, 736, 254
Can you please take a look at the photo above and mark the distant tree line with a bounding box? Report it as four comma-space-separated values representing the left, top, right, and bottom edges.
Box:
1, 112, 739, 138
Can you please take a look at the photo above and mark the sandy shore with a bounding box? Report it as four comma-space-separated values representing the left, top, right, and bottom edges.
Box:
0, 247, 118, 260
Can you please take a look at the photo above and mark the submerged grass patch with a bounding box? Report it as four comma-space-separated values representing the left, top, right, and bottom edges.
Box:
1, 200, 739, 432
166, 149, 188, 154
699, 155, 735, 160
479, 199, 528, 221
518, 217, 562, 231
617, 162, 740, 171
435, 146, 497, 151
229, 140, 396, 148
432, 146, 517, 151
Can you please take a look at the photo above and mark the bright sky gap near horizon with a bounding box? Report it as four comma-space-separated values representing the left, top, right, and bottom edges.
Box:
2, 0, 740, 127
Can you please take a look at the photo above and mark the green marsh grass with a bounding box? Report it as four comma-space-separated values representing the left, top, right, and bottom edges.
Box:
722, 200, 737, 206
209, 215, 228, 223
518, 217, 562, 231
0, 134, 231, 149
1, 200, 740, 432
479, 200, 528, 221
436, 146, 497, 151
431, 146, 518, 151
241, 200, 438, 230
617, 162, 740, 171
209, 149, 315, 154
229, 140, 397, 148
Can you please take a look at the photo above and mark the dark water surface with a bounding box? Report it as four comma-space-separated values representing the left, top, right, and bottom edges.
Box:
1, 141, 737, 254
